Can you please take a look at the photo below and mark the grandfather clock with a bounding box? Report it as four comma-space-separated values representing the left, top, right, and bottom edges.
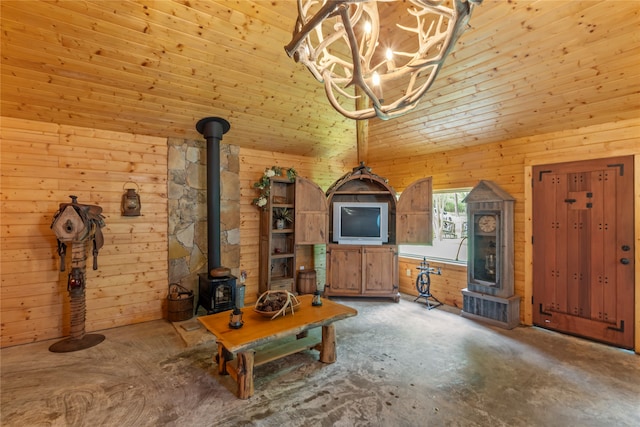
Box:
461, 181, 520, 329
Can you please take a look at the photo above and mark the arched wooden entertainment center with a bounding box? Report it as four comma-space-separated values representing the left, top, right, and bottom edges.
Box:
325, 165, 432, 301
259, 164, 432, 301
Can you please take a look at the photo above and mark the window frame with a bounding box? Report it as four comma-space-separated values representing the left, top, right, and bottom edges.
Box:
398, 188, 471, 265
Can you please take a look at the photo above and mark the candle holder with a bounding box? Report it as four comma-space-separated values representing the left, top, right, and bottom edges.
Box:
228, 307, 244, 329
312, 289, 322, 307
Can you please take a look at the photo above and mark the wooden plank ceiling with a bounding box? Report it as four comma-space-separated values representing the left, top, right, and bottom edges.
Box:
1, 1, 638, 160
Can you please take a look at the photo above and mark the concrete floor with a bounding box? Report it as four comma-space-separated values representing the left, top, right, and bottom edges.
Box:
1, 295, 639, 427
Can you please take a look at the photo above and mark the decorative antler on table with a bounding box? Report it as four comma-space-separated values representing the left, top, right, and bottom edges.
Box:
254, 290, 301, 320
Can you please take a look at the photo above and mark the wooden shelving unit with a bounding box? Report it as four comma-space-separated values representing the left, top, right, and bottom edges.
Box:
259, 177, 296, 294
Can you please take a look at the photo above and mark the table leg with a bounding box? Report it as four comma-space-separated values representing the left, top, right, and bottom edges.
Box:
217, 345, 228, 375
236, 351, 255, 399
320, 324, 336, 363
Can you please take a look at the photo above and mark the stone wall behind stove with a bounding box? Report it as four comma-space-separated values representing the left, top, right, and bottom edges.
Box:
167, 137, 240, 295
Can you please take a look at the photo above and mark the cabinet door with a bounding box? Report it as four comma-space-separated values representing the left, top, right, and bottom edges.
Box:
397, 177, 433, 244
363, 246, 398, 295
295, 176, 328, 244
327, 245, 362, 295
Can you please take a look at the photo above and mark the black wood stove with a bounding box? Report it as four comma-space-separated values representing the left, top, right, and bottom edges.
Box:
194, 117, 236, 315
197, 273, 236, 314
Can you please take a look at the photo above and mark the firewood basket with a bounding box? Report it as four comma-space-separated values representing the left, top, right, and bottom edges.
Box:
168, 284, 194, 322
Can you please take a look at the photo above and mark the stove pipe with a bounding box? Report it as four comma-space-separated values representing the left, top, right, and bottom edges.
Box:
195, 117, 230, 273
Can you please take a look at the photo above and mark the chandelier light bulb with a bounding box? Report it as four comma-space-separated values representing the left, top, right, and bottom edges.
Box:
385, 48, 393, 61
372, 71, 380, 86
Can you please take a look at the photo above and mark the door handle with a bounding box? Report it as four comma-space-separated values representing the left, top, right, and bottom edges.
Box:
620, 258, 630, 265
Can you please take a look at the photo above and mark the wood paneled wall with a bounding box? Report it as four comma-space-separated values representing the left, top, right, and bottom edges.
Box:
4, 114, 637, 349
398, 258, 467, 309
1, 117, 168, 348
369, 118, 640, 342
0, 117, 350, 348
238, 148, 352, 303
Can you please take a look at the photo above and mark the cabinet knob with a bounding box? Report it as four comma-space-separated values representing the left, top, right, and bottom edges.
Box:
620, 258, 630, 265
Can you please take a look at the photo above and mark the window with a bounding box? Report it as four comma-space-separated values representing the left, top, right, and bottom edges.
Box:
399, 189, 470, 263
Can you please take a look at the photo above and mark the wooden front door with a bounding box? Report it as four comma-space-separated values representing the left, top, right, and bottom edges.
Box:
532, 156, 634, 349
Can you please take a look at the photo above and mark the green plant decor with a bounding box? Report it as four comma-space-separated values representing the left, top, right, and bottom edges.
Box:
273, 207, 293, 224
252, 166, 297, 209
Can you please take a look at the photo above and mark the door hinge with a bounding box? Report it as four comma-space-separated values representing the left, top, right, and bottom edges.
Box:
538, 170, 552, 181
607, 163, 624, 176
607, 320, 624, 332
539, 303, 553, 316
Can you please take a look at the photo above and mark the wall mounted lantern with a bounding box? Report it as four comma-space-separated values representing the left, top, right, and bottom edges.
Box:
122, 182, 141, 216
284, 0, 482, 120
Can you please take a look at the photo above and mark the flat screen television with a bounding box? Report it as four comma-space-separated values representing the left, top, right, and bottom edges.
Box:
332, 202, 389, 245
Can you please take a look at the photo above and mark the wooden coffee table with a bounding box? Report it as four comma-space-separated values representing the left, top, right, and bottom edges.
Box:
198, 294, 357, 399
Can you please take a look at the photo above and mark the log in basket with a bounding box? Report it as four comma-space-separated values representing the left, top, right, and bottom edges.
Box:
168, 284, 194, 322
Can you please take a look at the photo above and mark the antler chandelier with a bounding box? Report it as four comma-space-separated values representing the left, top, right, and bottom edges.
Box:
285, 0, 482, 120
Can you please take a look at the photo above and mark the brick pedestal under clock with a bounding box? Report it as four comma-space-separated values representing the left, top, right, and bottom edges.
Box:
461, 180, 520, 329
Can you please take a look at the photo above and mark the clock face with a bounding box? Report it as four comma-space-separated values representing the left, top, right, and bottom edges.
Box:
478, 215, 497, 233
